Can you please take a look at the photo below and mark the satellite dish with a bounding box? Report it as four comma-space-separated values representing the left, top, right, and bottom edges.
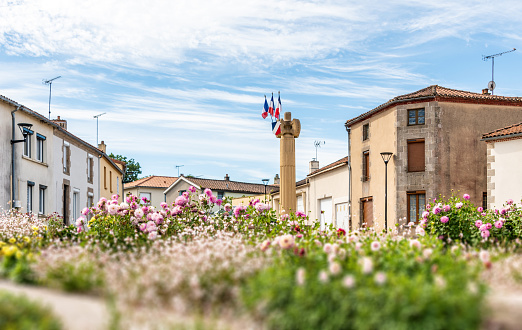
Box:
488, 81, 496, 91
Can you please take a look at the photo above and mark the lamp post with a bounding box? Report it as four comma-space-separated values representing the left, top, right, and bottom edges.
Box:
380, 152, 393, 232
262, 179, 269, 202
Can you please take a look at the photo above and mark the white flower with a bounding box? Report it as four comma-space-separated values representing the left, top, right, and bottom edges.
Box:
370, 241, 381, 251
318, 270, 329, 283
296, 268, 306, 286
410, 239, 421, 249
329, 262, 342, 275
374, 272, 387, 285
342, 275, 355, 288
278, 234, 295, 249
361, 257, 373, 274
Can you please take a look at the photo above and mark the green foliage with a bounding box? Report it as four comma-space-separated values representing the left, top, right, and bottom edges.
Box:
243, 235, 485, 330
108, 153, 142, 183
0, 290, 62, 330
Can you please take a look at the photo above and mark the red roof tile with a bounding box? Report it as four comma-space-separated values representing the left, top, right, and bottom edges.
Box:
482, 122, 522, 140
181, 177, 278, 195
346, 85, 522, 127
125, 176, 178, 188
309, 156, 348, 176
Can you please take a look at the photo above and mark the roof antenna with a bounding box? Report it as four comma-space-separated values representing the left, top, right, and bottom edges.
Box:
42, 76, 61, 119
482, 48, 516, 94
175, 165, 184, 177
313, 140, 325, 161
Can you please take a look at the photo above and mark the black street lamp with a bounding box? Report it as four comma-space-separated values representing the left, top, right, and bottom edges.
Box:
380, 152, 393, 232
262, 179, 269, 202
11, 123, 33, 144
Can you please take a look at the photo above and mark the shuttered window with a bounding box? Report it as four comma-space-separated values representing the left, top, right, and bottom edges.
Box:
407, 191, 425, 224
363, 124, 369, 141
408, 139, 425, 172
363, 151, 370, 181
361, 197, 373, 227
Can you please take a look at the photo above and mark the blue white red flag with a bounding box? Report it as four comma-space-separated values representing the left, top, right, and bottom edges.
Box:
262, 96, 269, 119
272, 120, 281, 136
269, 94, 274, 116
275, 93, 281, 119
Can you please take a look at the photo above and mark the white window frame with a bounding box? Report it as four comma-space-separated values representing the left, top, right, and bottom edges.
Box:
27, 181, 35, 213
73, 189, 80, 220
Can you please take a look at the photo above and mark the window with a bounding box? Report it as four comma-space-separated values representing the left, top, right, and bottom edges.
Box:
482, 192, 487, 210
362, 123, 369, 141
179, 190, 186, 196
36, 134, 46, 162
87, 155, 94, 183
87, 193, 94, 221
73, 190, 80, 220
407, 191, 426, 224
408, 109, 425, 126
23, 128, 33, 157
217, 191, 224, 200
361, 197, 373, 227
407, 139, 425, 172
39, 185, 47, 215
110, 171, 113, 193
362, 150, 370, 181
104, 166, 107, 189
139, 192, 151, 205
117, 178, 119, 195
27, 181, 34, 213
63, 143, 70, 174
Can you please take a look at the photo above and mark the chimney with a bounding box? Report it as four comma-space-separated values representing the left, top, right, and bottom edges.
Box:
52, 116, 67, 130
98, 141, 107, 153
482, 88, 490, 95
309, 160, 319, 173
224, 174, 230, 181
273, 174, 280, 185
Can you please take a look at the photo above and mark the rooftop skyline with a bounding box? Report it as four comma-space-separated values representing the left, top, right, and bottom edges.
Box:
1, 0, 522, 183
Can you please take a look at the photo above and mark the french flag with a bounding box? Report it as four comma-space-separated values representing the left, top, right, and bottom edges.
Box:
275, 93, 281, 119
272, 120, 281, 136
262, 96, 269, 119
269, 94, 275, 116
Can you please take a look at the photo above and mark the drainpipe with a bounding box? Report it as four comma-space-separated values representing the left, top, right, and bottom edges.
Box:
11, 106, 21, 209
345, 123, 352, 231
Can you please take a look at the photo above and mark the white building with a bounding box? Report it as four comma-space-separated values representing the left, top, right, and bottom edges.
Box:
483, 122, 522, 209
1, 93, 103, 222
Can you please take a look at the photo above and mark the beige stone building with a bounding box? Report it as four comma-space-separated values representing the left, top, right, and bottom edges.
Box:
482, 122, 522, 209
345, 85, 522, 231
96, 141, 125, 203
124, 175, 177, 207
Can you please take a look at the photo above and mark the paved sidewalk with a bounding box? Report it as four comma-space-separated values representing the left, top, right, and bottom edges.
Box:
0, 280, 110, 330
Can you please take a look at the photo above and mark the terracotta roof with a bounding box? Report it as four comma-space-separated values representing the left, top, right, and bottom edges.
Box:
125, 176, 178, 188
346, 85, 522, 127
110, 158, 126, 167
270, 178, 308, 194
482, 122, 522, 141
309, 156, 348, 177
181, 177, 278, 195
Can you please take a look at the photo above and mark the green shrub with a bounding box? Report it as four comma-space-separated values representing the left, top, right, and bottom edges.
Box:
0, 289, 62, 330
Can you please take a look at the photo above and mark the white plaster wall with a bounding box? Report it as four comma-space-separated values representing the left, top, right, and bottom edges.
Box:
491, 139, 522, 208
0, 106, 54, 214
307, 164, 349, 229
53, 134, 98, 224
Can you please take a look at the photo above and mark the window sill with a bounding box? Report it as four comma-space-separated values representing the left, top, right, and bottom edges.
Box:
22, 155, 48, 167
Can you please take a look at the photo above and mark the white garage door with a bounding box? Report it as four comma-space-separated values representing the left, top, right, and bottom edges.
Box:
320, 198, 332, 230
336, 202, 349, 230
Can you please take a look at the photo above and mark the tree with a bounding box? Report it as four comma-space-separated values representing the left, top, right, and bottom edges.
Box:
108, 153, 142, 183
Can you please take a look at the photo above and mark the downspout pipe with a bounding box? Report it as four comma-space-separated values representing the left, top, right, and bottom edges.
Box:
344, 123, 352, 231
11, 106, 21, 210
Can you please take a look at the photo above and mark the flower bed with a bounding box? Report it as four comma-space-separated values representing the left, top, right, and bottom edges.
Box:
0, 190, 510, 328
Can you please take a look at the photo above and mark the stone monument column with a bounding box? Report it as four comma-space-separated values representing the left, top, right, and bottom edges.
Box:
278, 112, 300, 214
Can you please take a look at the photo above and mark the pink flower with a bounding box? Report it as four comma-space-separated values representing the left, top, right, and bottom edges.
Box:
422, 211, 429, 219
108, 204, 119, 215
481, 230, 490, 238
175, 195, 188, 206
440, 216, 449, 223
374, 272, 387, 285
296, 268, 306, 286
209, 195, 217, 204
455, 202, 463, 209
278, 234, 295, 249
329, 262, 342, 275
318, 270, 329, 283
216, 199, 223, 206
224, 203, 232, 212
432, 206, 442, 215
111, 194, 119, 200
296, 211, 307, 218
189, 186, 197, 193
475, 220, 483, 228
281, 214, 289, 221
139, 223, 147, 231
134, 209, 144, 218
370, 241, 381, 251
171, 206, 182, 215
426, 204, 431, 210
260, 240, 271, 251
479, 224, 487, 232
204, 188, 213, 197
160, 202, 168, 209
77, 226, 83, 233
75, 216, 85, 226
342, 275, 355, 288
507, 199, 514, 205
81, 207, 89, 216
463, 194, 470, 200
494, 221, 503, 229
361, 257, 373, 274
443, 205, 451, 212
477, 207, 483, 213
410, 239, 421, 249
148, 231, 158, 240
500, 208, 507, 215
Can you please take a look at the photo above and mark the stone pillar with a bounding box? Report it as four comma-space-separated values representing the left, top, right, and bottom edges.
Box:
278, 112, 301, 214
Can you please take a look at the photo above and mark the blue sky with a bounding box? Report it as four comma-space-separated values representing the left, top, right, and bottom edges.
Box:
1, 0, 522, 184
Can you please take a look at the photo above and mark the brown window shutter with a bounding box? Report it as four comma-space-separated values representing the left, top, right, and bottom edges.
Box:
408, 140, 425, 172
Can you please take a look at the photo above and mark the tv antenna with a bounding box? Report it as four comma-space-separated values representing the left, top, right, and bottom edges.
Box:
175, 165, 184, 177
313, 140, 325, 161
93, 112, 106, 145
42, 76, 61, 119
482, 48, 516, 94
